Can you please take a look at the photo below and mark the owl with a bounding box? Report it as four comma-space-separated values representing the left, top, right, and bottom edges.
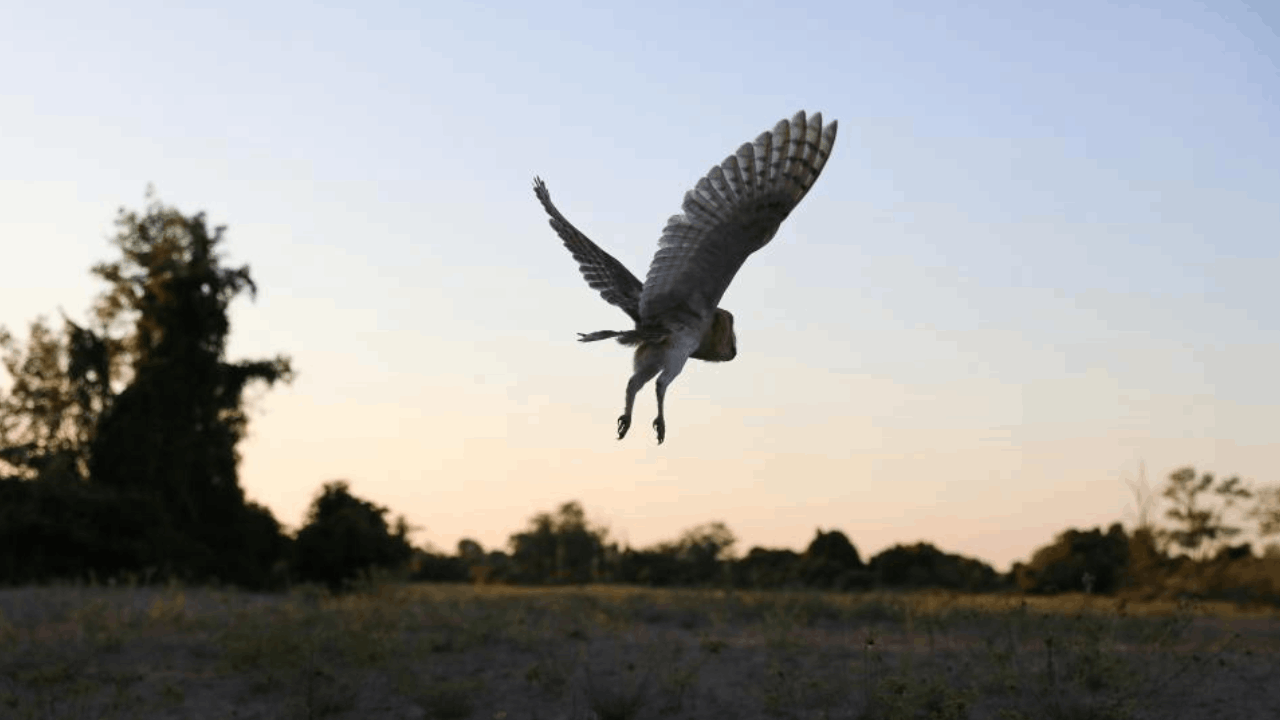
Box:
534, 110, 838, 443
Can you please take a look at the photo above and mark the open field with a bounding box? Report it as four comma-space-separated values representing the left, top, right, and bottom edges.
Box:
1, 583, 1277, 720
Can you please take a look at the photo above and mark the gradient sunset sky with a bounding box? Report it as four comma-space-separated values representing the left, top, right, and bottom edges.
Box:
4, 1, 1277, 570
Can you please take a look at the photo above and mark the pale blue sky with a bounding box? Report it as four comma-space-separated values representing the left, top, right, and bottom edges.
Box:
3, 1, 1278, 569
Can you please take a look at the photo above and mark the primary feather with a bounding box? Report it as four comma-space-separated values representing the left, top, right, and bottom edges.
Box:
640, 111, 837, 323
533, 177, 643, 322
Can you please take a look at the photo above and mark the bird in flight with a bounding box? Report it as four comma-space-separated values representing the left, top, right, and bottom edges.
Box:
533, 110, 838, 444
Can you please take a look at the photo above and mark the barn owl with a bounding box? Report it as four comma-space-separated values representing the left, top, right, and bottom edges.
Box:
533, 110, 838, 444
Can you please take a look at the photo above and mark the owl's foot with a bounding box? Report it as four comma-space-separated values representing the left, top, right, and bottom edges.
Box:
653, 416, 665, 445
617, 414, 631, 440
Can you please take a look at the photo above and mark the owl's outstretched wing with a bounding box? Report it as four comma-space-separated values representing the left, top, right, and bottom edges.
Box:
534, 177, 644, 323
639, 111, 838, 324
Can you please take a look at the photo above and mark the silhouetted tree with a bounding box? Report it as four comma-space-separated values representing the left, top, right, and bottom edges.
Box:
0, 317, 113, 481
84, 192, 293, 584
1250, 484, 1280, 539
0, 191, 292, 587
453, 538, 507, 583
508, 501, 608, 584
669, 521, 736, 584
458, 538, 485, 563
292, 481, 413, 591
1161, 467, 1252, 560
798, 529, 869, 589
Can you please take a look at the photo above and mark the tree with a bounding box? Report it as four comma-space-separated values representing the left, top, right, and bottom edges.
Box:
0, 316, 113, 481
85, 192, 293, 582
669, 521, 736, 584
508, 501, 608, 584
798, 529, 868, 589
1249, 484, 1280, 539
1161, 467, 1252, 560
292, 481, 413, 591
0, 189, 293, 587
1014, 524, 1130, 594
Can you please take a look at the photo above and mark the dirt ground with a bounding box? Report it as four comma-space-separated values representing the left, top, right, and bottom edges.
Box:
1, 583, 1278, 719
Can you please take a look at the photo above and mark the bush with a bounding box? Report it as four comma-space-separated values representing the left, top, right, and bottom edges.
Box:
869, 543, 1003, 591
1015, 524, 1129, 594
0, 476, 173, 584
798, 529, 870, 589
292, 481, 413, 591
409, 548, 468, 583
732, 548, 800, 589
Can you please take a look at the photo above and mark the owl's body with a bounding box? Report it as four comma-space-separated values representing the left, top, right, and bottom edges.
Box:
534, 111, 838, 443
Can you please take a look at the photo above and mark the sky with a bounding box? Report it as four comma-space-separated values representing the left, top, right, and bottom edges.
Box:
3, 1, 1278, 570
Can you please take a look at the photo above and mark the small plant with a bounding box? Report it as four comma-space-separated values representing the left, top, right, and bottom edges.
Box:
413, 678, 483, 720
863, 674, 973, 720
658, 658, 700, 714
524, 646, 578, 698
583, 659, 651, 720
699, 635, 727, 654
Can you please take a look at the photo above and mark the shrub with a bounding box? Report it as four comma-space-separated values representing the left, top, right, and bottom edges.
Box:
292, 481, 412, 591
1015, 524, 1130, 594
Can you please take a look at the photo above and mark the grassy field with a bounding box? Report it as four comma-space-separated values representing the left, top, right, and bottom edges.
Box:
1, 583, 1277, 720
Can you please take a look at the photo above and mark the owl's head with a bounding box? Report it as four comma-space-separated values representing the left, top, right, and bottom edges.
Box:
692, 308, 736, 362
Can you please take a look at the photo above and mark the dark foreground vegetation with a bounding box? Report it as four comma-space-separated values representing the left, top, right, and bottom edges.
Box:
2, 583, 1277, 719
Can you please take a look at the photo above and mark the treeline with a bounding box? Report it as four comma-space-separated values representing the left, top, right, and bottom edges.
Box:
398, 480, 1280, 605
3, 193, 1279, 604
407, 501, 1005, 594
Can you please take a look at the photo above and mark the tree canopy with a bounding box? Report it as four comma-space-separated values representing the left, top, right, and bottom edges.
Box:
1, 190, 293, 587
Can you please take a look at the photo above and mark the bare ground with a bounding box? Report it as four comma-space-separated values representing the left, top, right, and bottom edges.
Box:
1, 583, 1278, 719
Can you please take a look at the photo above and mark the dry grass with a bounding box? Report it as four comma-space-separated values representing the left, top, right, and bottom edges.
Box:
1, 582, 1277, 719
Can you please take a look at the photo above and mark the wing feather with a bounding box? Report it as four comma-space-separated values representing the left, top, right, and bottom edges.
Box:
533, 177, 643, 322
638, 111, 838, 323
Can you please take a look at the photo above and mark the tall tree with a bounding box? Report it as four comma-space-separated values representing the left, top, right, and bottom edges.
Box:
84, 190, 293, 581
1, 190, 292, 586
1161, 466, 1252, 560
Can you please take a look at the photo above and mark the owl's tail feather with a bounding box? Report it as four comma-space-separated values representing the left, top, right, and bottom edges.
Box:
578, 327, 668, 346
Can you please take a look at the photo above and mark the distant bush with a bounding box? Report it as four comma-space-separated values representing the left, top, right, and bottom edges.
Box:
616, 547, 684, 586
408, 548, 468, 583
292, 481, 413, 591
1153, 545, 1280, 604
1015, 524, 1130, 594
869, 542, 1004, 591
797, 529, 870, 590
732, 548, 801, 589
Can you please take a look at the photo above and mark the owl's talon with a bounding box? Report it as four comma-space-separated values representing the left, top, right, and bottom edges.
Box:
653, 417, 665, 444
617, 414, 631, 439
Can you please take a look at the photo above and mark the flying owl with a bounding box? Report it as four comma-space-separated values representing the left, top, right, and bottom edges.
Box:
533, 110, 838, 444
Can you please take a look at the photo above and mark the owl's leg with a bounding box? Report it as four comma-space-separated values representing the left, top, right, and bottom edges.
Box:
653, 357, 689, 445
619, 362, 660, 440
